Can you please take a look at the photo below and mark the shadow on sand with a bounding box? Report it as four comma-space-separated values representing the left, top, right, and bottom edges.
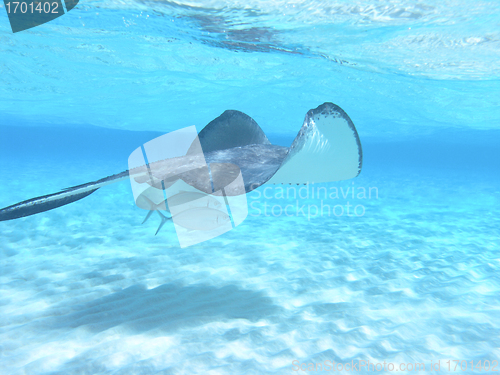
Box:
46, 283, 281, 333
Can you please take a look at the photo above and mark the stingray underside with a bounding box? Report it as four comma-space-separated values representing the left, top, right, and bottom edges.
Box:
267, 102, 363, 185
140, 144, 289, 195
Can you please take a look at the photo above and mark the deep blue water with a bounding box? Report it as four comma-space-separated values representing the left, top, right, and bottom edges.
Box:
1, 1, 499, 374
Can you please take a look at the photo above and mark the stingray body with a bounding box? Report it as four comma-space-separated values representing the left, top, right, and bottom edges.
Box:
0, 103, 362, 226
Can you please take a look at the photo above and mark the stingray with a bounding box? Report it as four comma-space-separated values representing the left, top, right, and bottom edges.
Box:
0, 103, 363, 232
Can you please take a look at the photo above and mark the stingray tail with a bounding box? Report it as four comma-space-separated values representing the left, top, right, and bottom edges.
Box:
0, 189, 99, 222
0, 171, 129, 222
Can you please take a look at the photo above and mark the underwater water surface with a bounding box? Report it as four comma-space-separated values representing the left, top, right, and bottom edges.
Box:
1, 0, 499, 374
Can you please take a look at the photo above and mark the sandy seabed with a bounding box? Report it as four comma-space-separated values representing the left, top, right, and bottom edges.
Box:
1, 156, 499, 375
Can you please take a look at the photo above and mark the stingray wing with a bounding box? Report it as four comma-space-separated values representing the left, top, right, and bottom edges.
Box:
267, 102, 362, 185
190, 110, 271, 153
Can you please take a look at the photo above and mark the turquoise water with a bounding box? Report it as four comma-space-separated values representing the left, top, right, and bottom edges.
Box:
1, 1, 500, 374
